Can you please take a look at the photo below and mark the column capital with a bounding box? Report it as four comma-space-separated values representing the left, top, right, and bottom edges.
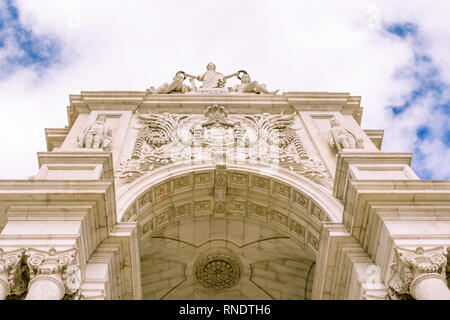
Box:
26, 247, 80, 296
389, 246, 448, 296
0, 248, 27, 298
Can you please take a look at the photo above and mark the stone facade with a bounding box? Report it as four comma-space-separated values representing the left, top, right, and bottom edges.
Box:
0, 82, 449, 300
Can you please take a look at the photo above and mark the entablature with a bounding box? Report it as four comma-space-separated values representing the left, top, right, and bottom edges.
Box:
67, 91, 363, 130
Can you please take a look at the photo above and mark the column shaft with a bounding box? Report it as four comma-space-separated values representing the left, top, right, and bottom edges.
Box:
410, 274, 450, 300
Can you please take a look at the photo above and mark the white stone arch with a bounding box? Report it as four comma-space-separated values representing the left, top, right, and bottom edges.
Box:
116, 161, 343, 246
117, 162, 342, 217
115, 162, 344, 299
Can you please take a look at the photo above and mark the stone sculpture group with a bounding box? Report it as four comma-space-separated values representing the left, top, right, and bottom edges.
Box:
146, 62, 279, 95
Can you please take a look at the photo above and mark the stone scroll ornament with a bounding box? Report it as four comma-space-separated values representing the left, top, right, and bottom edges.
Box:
117, 105, 332, 188
328, 116, 363, 152
78, 114, 112, 150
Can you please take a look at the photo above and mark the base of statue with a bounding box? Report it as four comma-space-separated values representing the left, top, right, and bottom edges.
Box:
186, 88, 254, 95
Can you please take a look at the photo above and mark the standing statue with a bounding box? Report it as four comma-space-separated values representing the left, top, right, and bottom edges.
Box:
328, 117, 363, 152
185, 62, 239, 89
78, 114, 112, 149
232, 71, 279, 95
146, 71, 193, 95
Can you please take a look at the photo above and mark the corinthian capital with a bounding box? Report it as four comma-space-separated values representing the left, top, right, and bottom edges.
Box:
26, 247, 80, 295
0, 248, 27, 297
389, 246, 448, 295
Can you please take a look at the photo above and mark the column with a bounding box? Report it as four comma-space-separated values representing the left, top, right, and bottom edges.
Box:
389, 246, 450, 300
25, 247, 79, 300
0, 248, 26, 300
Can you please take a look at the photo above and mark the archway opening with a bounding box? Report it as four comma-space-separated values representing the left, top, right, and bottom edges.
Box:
118, 164, 343, 300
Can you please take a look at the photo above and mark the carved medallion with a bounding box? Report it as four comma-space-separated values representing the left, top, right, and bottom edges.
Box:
194, 251, 241, 291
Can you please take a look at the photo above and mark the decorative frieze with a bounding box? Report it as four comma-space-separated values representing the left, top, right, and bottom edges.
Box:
140, 219, 154, 237
273, 181, 291, 200
123, 202, 137, 222
229, 173, 248, 186
174, 176, 190, 190
293, 191, 308, 209
311, 204, 325, 221
252, 176, 270, 191
138, 191, 152, 209
155, 210, 170, 227
155, 182, 171, 200
308, 233, 320, 251
290, 220, 306, 239
194, 200, 211, 213
215, 173, 227, 187
116, 105, 332, 189
214, 201, 226, 214
271, 210, 289, 228
250, 203, 268, 219
228, 200, 247, 214
174, 203, 192, 219
194, 173, 212, 185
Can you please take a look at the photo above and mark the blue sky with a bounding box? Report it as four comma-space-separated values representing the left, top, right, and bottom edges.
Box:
385, 22, 450, 179
0, 0, 449, 180
0, 0, 61, 76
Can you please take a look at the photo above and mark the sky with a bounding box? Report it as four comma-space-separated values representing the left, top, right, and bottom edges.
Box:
0, 0, 449, 180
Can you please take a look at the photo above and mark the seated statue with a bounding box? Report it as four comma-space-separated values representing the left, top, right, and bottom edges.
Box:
185, 62, 239, 89
328, 117, 363, 151
146, 71, 192, 94
232, 72, 279, 95
78, 114, 112, 149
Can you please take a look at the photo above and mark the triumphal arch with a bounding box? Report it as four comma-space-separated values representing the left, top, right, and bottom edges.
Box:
0, 64, 449, 300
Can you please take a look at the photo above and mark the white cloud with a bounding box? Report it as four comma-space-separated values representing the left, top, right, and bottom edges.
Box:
0, 0, 449, 179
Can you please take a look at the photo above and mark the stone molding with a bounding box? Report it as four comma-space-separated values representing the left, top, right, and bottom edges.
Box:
311, 223, 388, 300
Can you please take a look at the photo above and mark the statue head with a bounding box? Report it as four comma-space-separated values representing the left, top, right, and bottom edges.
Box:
174, 71, 186, 80
241, 73, 251, 84
206, 62, 216, 71
330, 117, 339, 127
96, 114, 106, 123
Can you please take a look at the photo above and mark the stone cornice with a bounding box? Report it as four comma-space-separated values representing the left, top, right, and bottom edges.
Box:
37, 151, 114, 179
45, 128, 70, 152
343, 180, 450, 245
285, 92, 362, 124
0, 180, 117, 258
363, 130, 384, 150
333, 152, 414, 201
67, 91, 363, 129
